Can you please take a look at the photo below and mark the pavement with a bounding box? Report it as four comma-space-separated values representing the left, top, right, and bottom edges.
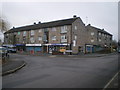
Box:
2, 56, 26, 76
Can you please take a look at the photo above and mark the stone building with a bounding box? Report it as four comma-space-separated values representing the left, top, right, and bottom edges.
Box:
85, 24, 112, 53
4, 15, 112, 54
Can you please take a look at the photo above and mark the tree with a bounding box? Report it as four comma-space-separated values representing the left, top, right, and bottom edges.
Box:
0, 17, 10, 33
112, 40, 118, 50
0, 17, 10, 45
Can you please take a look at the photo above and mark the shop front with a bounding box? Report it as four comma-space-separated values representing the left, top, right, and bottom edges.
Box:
43, 43, 70, 55
26, 44, 42, 54
50, 43, 70, 55
15, 44, 26, 53
85, 44, 94, 53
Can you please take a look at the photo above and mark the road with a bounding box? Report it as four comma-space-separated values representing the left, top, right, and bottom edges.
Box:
2, 53, 119, 88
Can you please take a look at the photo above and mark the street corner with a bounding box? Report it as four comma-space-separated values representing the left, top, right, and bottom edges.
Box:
2, 59, 26, 76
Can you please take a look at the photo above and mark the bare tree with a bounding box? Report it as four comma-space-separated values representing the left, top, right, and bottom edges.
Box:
0, 17, 10, 45
0, 17, 10, 33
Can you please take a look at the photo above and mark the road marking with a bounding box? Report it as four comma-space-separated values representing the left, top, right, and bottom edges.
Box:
103, 71, 119, 90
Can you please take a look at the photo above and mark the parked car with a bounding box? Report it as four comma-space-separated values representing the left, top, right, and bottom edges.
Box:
2, 45, 16, 53
7, 47, 17, 53
118, 49, 120, 53
0, 47, 9, 60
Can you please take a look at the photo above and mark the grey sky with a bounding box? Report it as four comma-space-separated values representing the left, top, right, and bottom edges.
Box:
1, 2, 118, 41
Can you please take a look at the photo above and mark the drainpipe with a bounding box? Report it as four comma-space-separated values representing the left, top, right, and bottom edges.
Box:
70, 25, 73, 55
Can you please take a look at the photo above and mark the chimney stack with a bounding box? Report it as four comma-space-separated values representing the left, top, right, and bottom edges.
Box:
38, 21, 41, 24
73, 15, 77, 18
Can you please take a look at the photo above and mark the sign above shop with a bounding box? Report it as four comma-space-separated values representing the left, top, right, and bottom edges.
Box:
26, 44, 42, 46
51, 43, 70, 46
43, 43, 70, 46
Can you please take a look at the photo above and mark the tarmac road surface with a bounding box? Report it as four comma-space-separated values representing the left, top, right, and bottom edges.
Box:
2, 53, 119, 88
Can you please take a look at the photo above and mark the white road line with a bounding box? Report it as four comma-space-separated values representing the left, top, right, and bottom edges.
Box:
103, 71, 119, 90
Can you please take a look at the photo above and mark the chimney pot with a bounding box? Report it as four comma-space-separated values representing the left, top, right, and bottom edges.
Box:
73, 15, 77, 18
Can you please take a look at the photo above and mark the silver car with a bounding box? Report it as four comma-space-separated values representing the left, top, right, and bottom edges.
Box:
0, 47, 9, 60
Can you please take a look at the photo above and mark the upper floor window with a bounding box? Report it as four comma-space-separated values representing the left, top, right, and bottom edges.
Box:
91, 32, 94, 36
52, 27, 56, 31
38, 36, 42, 41
61, 35, 67, 42
23, 31, 26, 36
31, 30, 34, 35
38, 29, 42, 33
61, 26, 67, 33
75, 35, 77, 40
30, 37, 34, 43
99, 32, 101, 36
75, 25, 77, 30
61, 35, 67, 40
18, 32, 20, 35
52, 36, 56, 40
91, 39, 94, 42
99, 39, 101, 42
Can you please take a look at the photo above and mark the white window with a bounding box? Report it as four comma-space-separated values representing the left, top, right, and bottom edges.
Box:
102, 33, 104, 36
61, 35, 67, 39
91, 39, 94, 42
52, 36, 56, 40
23, 31, 26, 36
99, 32, 101, 36
38, 36, 42, 41
52, 27, 56, 31
91, 32, 94, 36
38, 29, 42, 33
30, 37, 34, 43
75, 35, 77, 40
73, 40, 76, 46
61, 26, 67, 33
18, 32, 20, 35
31, 30, 34, 35
75, 25, 77, 30
99, 39, 101, 42
61, 35, 67, 42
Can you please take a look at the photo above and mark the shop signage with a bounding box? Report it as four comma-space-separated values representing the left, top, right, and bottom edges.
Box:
86, 45, 93, 47
15, 44, 25, 46
26, 44, 42, 46
51, 43, 69, 46
65, 50, 72, 52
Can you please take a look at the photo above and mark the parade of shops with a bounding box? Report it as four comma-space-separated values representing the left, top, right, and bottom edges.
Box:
4, 15, 113, 55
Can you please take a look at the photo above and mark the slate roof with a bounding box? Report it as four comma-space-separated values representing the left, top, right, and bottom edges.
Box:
5, 17, 79, 34
87, 25, 112, 36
